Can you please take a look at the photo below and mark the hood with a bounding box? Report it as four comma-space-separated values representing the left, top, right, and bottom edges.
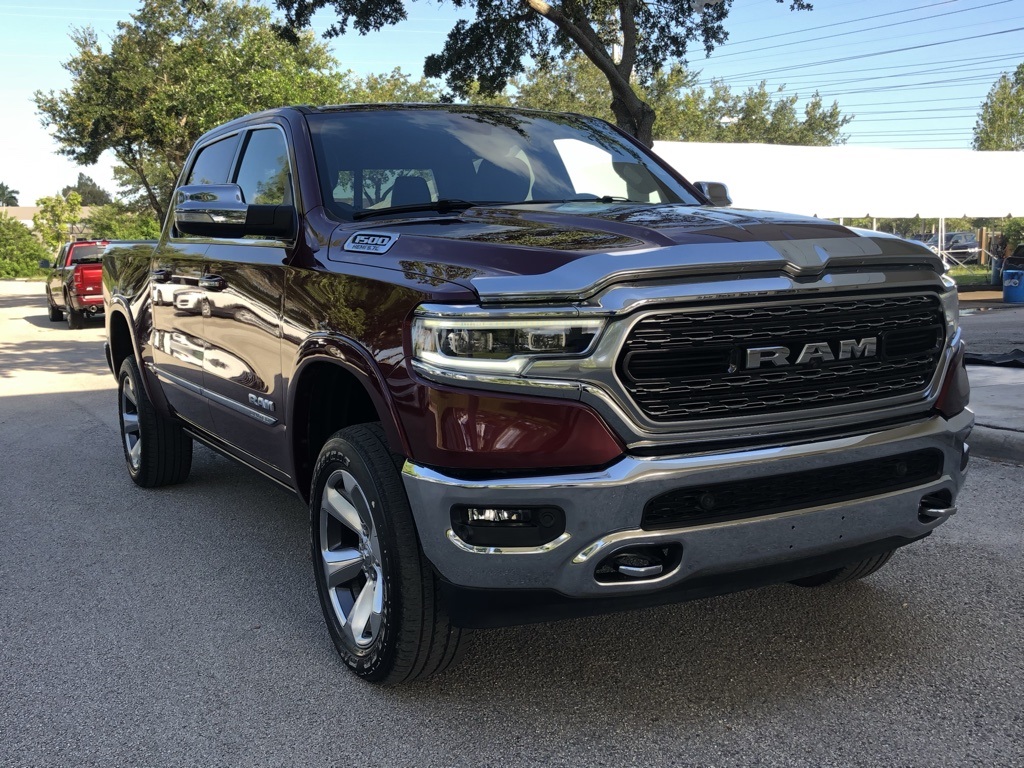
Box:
331, 202, 942, 302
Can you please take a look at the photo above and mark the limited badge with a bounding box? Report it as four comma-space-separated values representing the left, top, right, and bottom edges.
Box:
344, 232, 399, 254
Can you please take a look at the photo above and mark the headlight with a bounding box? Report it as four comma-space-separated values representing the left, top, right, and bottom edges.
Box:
412, 314, 605, 374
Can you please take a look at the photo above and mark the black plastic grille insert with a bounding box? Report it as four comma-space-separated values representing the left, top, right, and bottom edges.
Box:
618, 294, 946, 422
642, 448, 945, 530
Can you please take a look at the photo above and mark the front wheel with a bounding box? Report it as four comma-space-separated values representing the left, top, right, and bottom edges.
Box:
789, 550, 895, 588
117, 357, 193, 487
311, 423, 466, 684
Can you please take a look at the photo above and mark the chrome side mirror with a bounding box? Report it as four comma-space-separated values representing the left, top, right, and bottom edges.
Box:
695, 181, 733, 207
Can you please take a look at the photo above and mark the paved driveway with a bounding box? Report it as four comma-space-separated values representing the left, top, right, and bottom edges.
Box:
1, 280, 1022, 766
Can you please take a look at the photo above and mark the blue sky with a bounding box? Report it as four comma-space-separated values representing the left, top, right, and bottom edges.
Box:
0, 0, 1020, 206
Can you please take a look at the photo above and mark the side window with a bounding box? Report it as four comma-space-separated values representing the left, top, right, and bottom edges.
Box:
56, 244, 69, 268
186, 135, 239, 186
234, 129, 291, 205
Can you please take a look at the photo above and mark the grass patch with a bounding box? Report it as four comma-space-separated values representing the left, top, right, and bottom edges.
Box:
946, 265, 994, 287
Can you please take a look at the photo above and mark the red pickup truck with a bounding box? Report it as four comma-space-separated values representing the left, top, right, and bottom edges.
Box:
41, 240, 108, 329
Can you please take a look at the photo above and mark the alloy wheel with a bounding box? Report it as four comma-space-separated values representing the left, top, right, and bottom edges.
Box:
120, 374, 142, 470
319, 469, 385, 651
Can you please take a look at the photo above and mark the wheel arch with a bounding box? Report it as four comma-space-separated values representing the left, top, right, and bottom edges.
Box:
289, 336, 409, 503
106, 300, 168, 412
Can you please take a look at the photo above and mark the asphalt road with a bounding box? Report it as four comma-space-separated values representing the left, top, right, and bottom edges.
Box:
960, 305, 1024, 355
1, 281, 1022, 767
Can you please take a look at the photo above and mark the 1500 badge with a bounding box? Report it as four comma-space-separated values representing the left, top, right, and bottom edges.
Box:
344, 232, 399, 254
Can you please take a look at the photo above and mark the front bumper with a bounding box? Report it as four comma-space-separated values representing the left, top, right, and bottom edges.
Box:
401, 409, 973, 602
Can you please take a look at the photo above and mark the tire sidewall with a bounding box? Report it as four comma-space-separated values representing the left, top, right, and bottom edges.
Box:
310, 435, 402, 680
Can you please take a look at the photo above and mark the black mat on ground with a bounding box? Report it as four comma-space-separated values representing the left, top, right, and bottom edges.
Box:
965, 349, 1024, 367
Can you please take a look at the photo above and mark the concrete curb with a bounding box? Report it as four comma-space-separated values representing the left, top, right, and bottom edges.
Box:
969, 424, 1024, 465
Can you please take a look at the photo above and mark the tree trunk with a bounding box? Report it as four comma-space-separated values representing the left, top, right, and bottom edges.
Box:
610, 91, 656, 147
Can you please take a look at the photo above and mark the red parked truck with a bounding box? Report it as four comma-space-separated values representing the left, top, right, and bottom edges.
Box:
41, 239, 108, 329
103, 105, 973, 684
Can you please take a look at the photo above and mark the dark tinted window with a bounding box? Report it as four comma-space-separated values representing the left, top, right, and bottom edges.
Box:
187, 135, 239, 186
68, 243, 106, 263
308, 108, 697, 219
235, 129, 291, 205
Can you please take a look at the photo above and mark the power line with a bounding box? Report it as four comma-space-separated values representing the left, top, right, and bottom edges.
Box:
700, 53, 1024, 88
717, 27, 1024, 81
705, 0, 1013, 61
712, 0, 959, 48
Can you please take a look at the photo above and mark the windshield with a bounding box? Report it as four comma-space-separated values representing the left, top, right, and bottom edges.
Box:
306, 108, 700, 220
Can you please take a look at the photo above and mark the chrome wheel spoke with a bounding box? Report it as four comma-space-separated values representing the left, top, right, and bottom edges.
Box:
324, 479, 364, 535
323, 547, 364, 589
346, 579, 380, 647
121, 412, 140, 437
128, 437, 142, 466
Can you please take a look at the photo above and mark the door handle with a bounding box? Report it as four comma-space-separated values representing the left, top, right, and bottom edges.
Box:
199, 275, 226, 291
150, 269, 172, 283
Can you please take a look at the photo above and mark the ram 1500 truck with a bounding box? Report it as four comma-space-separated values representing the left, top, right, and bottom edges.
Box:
103, 105, 973, 684
41, 239, 109, 329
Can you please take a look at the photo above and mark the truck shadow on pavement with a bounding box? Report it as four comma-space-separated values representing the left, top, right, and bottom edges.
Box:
0, 338, 109, 376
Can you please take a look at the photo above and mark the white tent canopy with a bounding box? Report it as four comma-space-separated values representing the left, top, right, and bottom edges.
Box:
653, 142, 1024, 220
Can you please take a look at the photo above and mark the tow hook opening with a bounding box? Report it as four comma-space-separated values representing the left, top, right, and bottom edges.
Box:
595, 543, 682, 584
919, 490, 955, 523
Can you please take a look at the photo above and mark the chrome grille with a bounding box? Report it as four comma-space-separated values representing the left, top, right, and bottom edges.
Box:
617, 294, 945, 422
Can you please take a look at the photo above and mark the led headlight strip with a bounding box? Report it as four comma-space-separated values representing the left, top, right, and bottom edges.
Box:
412, 314, 606, 375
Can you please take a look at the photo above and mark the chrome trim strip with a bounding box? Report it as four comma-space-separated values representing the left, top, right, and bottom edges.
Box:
445, 529, 572, 555
155, 369, 278, 426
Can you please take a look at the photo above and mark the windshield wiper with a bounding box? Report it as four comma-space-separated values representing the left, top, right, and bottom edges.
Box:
352, 199, 480, 220
514, 196, 644, 205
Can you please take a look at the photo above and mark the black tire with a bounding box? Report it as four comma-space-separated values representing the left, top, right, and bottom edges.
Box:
310, 423, 466, 684
65, 295, 84, 330
117, 357, 193, 488
789, 550, 896, 588
200, 298, 212, 318
47, 290, 63, 322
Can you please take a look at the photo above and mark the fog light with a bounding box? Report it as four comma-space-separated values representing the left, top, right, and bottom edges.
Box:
465, 507, 530, 524
451, 505, 565, 547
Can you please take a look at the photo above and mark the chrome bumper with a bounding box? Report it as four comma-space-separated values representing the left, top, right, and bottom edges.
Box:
401, 409, 973, 598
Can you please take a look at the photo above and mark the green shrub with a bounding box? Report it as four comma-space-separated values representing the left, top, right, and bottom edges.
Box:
0, 213, 49, 279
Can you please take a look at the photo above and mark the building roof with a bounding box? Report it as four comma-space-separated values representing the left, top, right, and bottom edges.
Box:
654, 142, 1024, 219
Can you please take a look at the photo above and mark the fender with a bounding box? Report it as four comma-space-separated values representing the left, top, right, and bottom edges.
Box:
105, 297, 163, 407
290, 332, 410, 458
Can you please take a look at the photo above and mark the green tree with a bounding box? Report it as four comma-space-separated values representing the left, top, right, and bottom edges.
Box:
974, 62, 1024, 151
0, 213, 49, 278
61, 173, 113, 206
0, 183, 19, 207
84, 203, 162, 240
35, 0, 348, 222
276, 0, 811, 146
343, 68, 441, 103
469, 56, 850, 146
32, 192, 82, 252
1003, 218, 1024, 249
